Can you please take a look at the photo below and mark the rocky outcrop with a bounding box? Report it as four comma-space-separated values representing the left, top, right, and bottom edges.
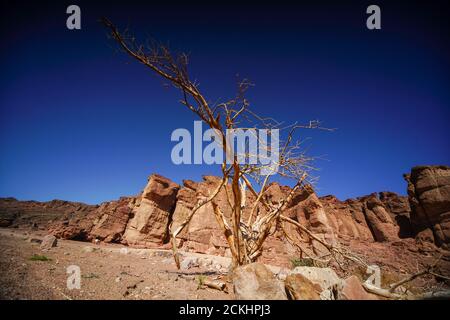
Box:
47, 196, 135, 241
89, 197, 135, 242
0, 177, 412, 260
122, 174, 179, 246
362, 194, 400, 242
171, 176, 240, 255
319, 195, 374, 242
40, 235, 57, 251
2, 165, 449, 259
319, 192, 412, 244
48, 174, 179, 246
169, 178, 298, 264
405, 165, 450, 249
284, 187, 337, 256
0, 197, 97, 232
379, 191, 412, 238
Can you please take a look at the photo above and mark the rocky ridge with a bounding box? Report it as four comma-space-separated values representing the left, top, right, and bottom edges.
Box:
1, 166, 450, 267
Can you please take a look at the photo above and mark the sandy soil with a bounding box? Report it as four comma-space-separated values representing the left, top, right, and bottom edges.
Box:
1, 227, 449, 300
0, 228, 233, 300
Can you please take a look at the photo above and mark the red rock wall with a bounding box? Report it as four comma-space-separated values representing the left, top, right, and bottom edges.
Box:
3, 166, 448, 258
405, 165, 450, 249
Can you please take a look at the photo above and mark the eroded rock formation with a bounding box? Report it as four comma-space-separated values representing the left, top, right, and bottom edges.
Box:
122, 174, 179, 247
405, 165, 450, 249
1, 165, 449, 261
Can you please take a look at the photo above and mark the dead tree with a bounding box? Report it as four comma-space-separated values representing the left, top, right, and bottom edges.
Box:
102, 18, 336, 268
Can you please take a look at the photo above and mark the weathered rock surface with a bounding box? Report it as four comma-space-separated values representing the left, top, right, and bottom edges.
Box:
1, 165, 449, 268
48, 197, 134, 242
0, 197, 97, 231
362, 194, 400, 242
405, 165, 450, 249
122, 174, 179, 246
379, 191, 412, 238
171, 176, 232, 255
47, 174, 179, 246
40, 235, 57, 251
284, 273, 321, 300
232, 263, 287, 300
90, 197, 134, 242
180, 256, 199, 270
290, 266, 342, 292
337, 275, 378, 300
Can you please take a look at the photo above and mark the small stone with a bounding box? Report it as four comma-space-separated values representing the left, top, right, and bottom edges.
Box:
28, 238, 42, 244
82, 246, 95, 253
115, 276, 122, 283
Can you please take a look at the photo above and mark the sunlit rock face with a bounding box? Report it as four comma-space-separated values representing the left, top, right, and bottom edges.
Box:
405, 165, 450, 249
5, 165, 449, 261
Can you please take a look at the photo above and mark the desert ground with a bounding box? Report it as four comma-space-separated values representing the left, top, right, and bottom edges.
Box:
1, 227, 449, 300
0, 228, 232, 300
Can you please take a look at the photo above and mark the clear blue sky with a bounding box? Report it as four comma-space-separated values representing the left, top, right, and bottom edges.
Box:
1, 1, 449, 204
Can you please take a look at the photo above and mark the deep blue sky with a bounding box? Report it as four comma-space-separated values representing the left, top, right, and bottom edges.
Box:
1, 1, 449, 204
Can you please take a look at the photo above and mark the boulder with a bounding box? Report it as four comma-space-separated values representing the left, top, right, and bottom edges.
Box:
40, 235, 57, 251
337, 275, 378, 300
290, 266, 342, 292
232, 263, 287, 300
284, 273, 321, 300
